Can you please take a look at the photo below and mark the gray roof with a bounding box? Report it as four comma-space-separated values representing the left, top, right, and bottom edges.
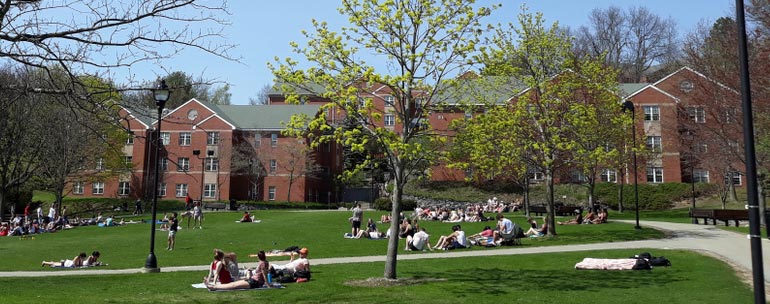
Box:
436, 76, 528, 105
618, 83, 649, 98
210, 103, 321, 130
268, 82, 328, 97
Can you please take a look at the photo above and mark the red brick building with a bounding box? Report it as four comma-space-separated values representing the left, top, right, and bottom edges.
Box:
70, 67, 745, 203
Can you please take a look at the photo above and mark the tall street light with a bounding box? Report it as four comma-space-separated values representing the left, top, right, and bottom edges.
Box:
622, 100, 641, 230
144, 79, 170, 272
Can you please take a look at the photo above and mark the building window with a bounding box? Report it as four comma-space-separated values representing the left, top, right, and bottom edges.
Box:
96, 158, 104, 170
207, 132, 220, 145
92, 182, 105, 195
358, 97, 366, 108
643, 105, 660, 121
646, 167, 664, 183
175, 184, 189, 197
160, 157, 169, 171
384, 114, 395, 126
271, 133, 278, 147
324, 142, 331, 152
600, 169, 617, 183
255, 133, 262, 148
646, 136, 662, 153
179, 132, 191, 146
269, 159, 277, 174
464, 110, 472, 119
695, 143, 708, 154
124, 156, 133, 167
694, 169, 710, 183
724, 108, 738, 124
268, 186, 276, 201
724, 172, 742, 186
687, 106, 706, 123
118, 182, 130, 196
204, 184, 217, 198
126, 135, 134, 145
531, 172, 545, 182
160, 132, 170, 145
177, 157, 190, 171
205, 157, 219, 171
73, 182, 84, 194
384, 95, 395, 106
158, 183, 167, 197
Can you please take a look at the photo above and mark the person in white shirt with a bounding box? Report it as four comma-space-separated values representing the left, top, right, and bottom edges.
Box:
406, 227, 432, 251
272, 247, 310, 275
48, 204, 57, 222
433, 225, 469, 250
493, 213, 513, 243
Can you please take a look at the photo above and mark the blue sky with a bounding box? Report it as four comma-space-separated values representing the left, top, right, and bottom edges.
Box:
123, 0, 735, 105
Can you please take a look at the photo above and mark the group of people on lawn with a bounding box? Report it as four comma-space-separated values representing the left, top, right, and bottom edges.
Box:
202, 247, 310, 291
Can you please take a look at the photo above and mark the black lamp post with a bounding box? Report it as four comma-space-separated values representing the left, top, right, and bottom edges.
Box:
686, 131, 697, 223
622, 100, 641, 230
144, 79, 170, 272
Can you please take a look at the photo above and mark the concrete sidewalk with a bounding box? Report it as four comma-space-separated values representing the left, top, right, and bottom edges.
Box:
2, 220, 768, 284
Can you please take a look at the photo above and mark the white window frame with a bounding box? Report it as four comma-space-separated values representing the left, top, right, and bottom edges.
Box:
160, 157, 169, 171
643, 105, 660, 121
175, 184, 189, 197
646, 167, 664, 183
688, 106, 706, 123
255, 133, 262, 147
271, 133, 278, 147
177, 157, 190, 171
160, 132, 171, 145
158, 183, 167, 197
118, 181, 130, 196
179, 132, 191, 146
126, 135, 134, 145
384, 114, 395, 126
204, 184, 217, 198
600, 169, 617, 183
268, 186, 276, 201
384, 95, 395, 106
73, 182, 84, 194
269, 159, 277, 174
92, 182, 105, 195
96, 158, 104, 170
205, 157, 219, 171
207, 132, 220, 145
124, 156, 133, 166
724, 172, 742, 186
646, 136, 662, 153
693, 169, 710, 183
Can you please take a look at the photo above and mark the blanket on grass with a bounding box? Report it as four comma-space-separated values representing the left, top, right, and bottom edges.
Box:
234, 220, 261, 223
191, 283, 284, 290
49, 263, 109, 269
574, 258, 642, 270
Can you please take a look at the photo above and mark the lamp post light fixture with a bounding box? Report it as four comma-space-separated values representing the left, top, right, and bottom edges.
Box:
622, 100, 641, 230
144, 79, 170, 272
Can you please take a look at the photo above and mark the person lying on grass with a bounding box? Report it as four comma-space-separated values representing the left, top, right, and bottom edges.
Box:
42, 252, 86, 268
205, 250, 271, 291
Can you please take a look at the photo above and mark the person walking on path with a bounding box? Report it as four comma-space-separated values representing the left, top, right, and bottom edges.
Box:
133, 199, 143, 215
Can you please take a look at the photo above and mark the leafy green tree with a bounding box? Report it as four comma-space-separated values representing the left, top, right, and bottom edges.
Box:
473, 8, 631, 235
271, 0, 496, 279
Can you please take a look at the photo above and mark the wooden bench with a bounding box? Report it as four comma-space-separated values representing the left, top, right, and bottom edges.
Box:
529, 205, 580, 216
203, 202, 227, 211
689, 208, 749, 227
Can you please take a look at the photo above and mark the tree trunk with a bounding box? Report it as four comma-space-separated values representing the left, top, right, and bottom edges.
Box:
383, 168, 402, 280
545, 167, 557, 236
728, 181, 738, 203
587, 181, 595, 208
286, 172, 294, 203
0, 189, 5, 222
523, 177, 530, 217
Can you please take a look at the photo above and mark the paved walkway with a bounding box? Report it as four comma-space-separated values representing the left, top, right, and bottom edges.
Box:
2, 220, 768, 284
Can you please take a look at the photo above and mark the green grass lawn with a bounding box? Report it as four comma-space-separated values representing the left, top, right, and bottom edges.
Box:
0, 210, 664, 271
0, 249, 753, 304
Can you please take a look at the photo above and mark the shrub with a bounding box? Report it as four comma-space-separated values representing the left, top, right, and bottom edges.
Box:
373, 197, 416, 211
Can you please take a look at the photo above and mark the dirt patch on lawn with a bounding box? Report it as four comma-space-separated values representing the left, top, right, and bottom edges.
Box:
344, 277, 446, 287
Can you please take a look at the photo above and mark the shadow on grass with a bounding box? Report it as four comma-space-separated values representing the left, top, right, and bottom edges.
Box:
408, 267, 683, 296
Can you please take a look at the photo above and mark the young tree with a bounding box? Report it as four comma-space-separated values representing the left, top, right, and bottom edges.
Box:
475, 8, 631, 235
249, 84, 273, 105
271, 0, 496, 279
275, 140, 320, 202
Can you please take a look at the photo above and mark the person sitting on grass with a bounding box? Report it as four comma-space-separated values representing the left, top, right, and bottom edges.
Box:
42, 252, 86, 268
205, 249, 232, 285
558, 209, 584, 225
468, 226, 495, 246
405, 227, 432, 251
593, 208, 609, 224
271, 247, 310, 282
433, 225, 468, 250
582, 209, 597, 224
205, 250, 271, 291
525, 217, 549, 238
493, 213, 513, 243
240, 211, 253, 223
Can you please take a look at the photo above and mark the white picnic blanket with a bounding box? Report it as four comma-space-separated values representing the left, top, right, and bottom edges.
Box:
574, 258, 639, 270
